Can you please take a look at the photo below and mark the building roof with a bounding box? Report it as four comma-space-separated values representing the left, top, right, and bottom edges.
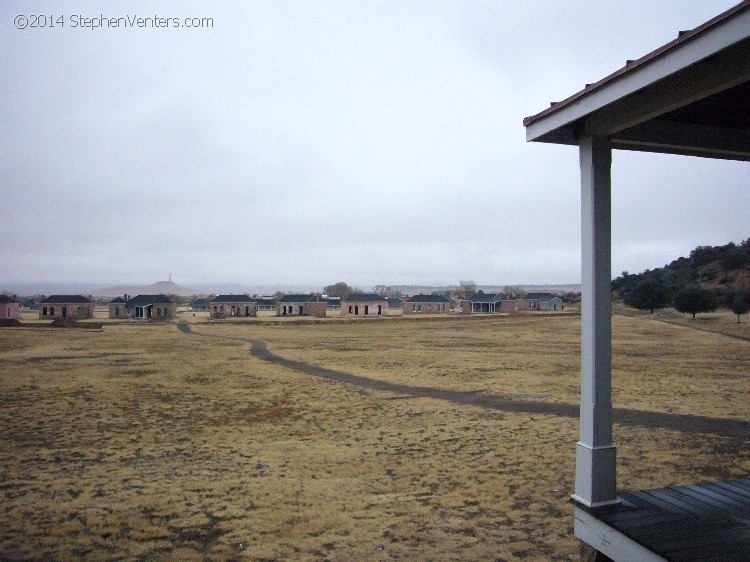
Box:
0, 295, 17, 304
108, 297, 126, 304
523, 1, 750, 161
344, 293, 387, 302
127, 294, 173, 306
278, 294, 318, 303
211, 294, 256, 303
406, 294, 451, 303
525, 292, 558, 301
39, 295, 91, 304
465, 292, 502, 304
255, 297, 277, 306
387, 297, 404, 307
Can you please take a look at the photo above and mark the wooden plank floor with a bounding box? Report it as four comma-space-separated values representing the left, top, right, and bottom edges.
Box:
588, 478, 750, 561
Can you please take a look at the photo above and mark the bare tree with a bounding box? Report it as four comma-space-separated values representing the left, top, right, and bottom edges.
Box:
502, 285, 526, 299
456, 280, 478, 300
373, 285, 392, 297
323, 282, 359, 299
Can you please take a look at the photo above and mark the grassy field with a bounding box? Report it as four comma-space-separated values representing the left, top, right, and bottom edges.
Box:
0, 312, 747, 561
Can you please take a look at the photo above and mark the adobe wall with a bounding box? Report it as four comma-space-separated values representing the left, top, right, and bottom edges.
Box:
1, 303, 20, 320
308, 302, 327, 318
39, 303, 94, 320
403, 301, 449, 314
211, 302, 257, 318
340, 301, 388, 317
109, 304, 128, 319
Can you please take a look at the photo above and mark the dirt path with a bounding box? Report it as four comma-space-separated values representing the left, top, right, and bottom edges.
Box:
177, 323, 748, 440
613, 307, 750, 342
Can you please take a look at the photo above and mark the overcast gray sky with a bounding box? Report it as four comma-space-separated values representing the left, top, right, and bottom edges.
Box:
2, 0, 747, 290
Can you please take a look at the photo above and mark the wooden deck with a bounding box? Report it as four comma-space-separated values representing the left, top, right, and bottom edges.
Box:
574, 477, 750, 561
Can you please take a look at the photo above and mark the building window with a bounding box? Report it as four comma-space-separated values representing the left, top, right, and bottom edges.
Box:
417, 304, 422, 312
412, 304, 416, 312
43, 306, 48, 316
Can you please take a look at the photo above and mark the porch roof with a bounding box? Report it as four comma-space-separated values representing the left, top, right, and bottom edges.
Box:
523, 1, 750, 161
466, 292, 502, 304
126, 294, 173, 306
522, 2, 749, 558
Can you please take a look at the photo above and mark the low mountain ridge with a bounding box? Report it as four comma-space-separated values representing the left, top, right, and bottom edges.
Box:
612, 239, 749, 302
93, 280, 196, 298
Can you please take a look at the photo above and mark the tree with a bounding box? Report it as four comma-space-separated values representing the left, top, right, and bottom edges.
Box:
623, 279, 671, 313
456, 280, 478, 300
323, 282, 359, 299
502, 285, 526, 299
372, 285, 402, 298
673, 286, 718, 319
729, 289, 750, 323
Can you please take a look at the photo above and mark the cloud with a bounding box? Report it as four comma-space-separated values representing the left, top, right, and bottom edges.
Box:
1, 0, 746, 288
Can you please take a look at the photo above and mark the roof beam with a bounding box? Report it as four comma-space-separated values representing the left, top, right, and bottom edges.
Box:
611, 119, 750, 161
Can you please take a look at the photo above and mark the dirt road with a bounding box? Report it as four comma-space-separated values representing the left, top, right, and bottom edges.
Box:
177, 323, 748, 440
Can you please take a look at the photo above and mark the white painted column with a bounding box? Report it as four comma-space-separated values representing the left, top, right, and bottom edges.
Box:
573, 136, 618, 508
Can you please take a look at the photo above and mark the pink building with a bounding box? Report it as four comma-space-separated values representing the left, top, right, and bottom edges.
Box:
340, 294, 388, 317
0, 295, 21, 320
38, 295, 94, 320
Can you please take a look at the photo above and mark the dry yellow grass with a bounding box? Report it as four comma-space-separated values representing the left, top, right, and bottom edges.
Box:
0, 313, 747, 561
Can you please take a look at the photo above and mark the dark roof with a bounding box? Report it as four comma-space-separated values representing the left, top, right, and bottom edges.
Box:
523, 2, 749, 130
523, 3, 750, 161
345, 293, 387, 303
278, 294, 318, 303
39, 295, 91, 304
525, 293, 558, 301
387, 297, 404, 307
127, 294, 173, 306
0, 295, 17, 304
406, 294, 450, 303
211, 294, 256, 303
109, 297, 126, 304
466, 293, 502, 304
255, 297, 277, 306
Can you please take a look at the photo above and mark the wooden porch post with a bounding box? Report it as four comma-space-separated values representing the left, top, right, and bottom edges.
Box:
573, 136, 618, 508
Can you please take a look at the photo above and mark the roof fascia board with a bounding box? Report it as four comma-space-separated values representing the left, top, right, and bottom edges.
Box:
585, 40, 750, 136
525, 8, 750, 143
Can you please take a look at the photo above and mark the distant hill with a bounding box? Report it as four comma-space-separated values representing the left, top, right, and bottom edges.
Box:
390, 284, 580, 296
612, 239, 749, 302
93, 280, 197, 298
